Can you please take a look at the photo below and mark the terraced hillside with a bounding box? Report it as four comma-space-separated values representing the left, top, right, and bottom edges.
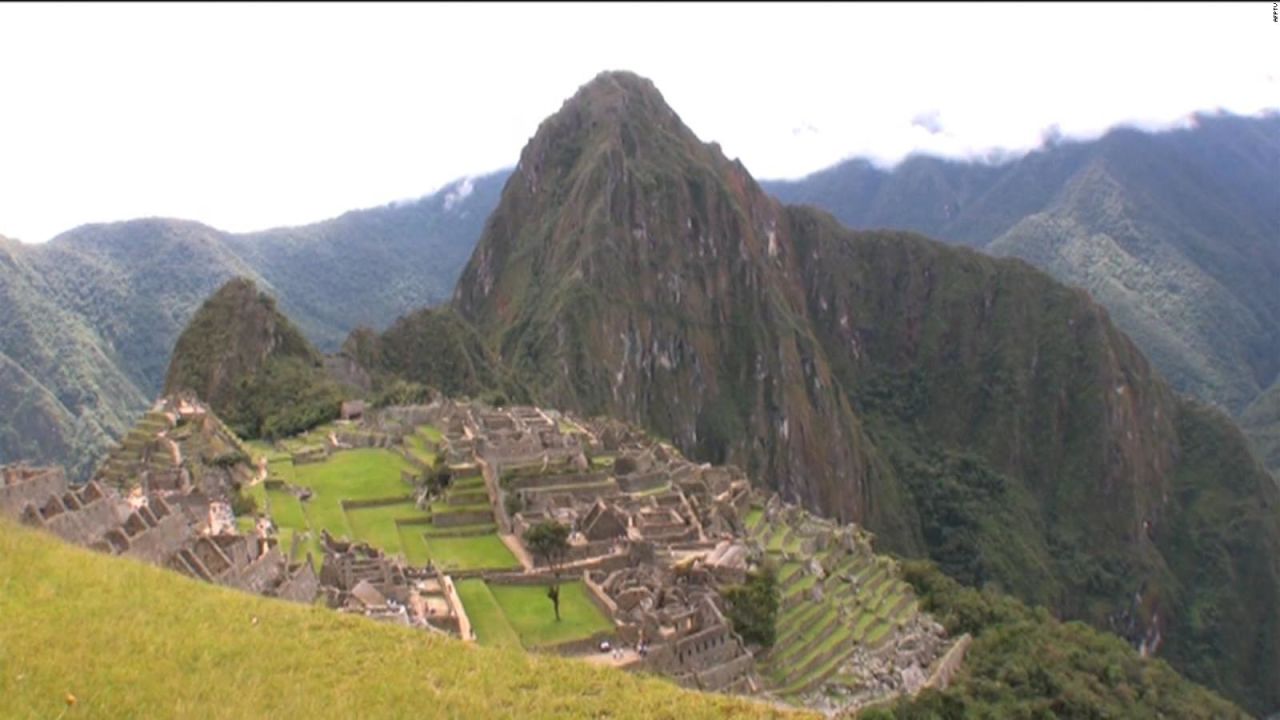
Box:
244, 421, 517, 573
92, 395, 257, 501
743, 502, 945, 708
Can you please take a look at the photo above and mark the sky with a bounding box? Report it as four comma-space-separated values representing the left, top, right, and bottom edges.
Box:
0, 2, 1275, 244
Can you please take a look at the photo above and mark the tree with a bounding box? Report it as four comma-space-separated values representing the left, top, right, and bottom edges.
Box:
523, 521, 571, 621
722, 565, 779, 648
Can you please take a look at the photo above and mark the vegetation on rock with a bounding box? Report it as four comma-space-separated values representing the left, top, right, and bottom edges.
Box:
723, 566, 779, 649
862, 562, 1248, 719
163, 278, 344, 440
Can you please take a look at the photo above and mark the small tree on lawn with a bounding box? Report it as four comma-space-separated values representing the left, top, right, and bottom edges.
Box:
523, 520, 570, 621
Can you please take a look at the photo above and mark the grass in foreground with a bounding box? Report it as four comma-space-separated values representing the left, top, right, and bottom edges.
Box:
0, 520, 803, 720
488, 581, 614, 648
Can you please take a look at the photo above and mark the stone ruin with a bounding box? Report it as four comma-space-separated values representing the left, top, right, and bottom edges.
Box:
2, 460, 318, 605
318, 531, 467, 637
589, 563, 759, 694
6, 394, 964, 715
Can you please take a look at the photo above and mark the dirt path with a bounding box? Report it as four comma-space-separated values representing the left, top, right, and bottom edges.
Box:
577, 648, 641, 668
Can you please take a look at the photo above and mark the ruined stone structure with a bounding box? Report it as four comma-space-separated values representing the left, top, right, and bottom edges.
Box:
318, 531, 466, 635
371, 399, 960, 713
3, 457, 316, 605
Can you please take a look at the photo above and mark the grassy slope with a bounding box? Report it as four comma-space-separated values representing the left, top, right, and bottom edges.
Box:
0, 520, 801, 719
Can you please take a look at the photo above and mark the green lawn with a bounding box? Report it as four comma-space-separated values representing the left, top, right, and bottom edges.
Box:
245, 439, 290, 463
416, 424, 444, 444
268, 458, 296, 484
397, 526, 433, 565
455, 579, 522, 649
417, 535, 519, 572
289, 449, 414, 546
254, 449, 419, 562
292, 449, 412, 498
266, 488, 308, 529
346, 503, 429, 557
243, 482, 269, 512
452, 475, 487, 491
406, 434, 437, 467
488, 581, 614, 648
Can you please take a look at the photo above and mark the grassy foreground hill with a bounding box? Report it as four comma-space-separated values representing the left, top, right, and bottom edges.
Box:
0, 518, 799, 720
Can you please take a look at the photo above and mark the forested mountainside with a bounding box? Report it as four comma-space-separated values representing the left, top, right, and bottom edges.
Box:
762, 114, 1280, 472
0, 173, 504, 477
448, 71, 1280, 712
1241, 379, 1280, 477
163, 278, 344, 440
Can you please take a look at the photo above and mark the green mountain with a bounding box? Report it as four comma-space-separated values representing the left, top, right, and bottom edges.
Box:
1242, 379, 1280, 477
341, 306, 530, 406
873, 561, 1247, 719
451, 71, 1280, 712
762, 114, 1280, 467
163, 278, 343, 440
0, 173, 504, 477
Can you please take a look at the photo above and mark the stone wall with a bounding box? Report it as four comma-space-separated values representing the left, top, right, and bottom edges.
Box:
432, 509, 494, 528
508, 472, 608, 492
341, 496, 415, 511
36, 484, 127, 546
275, 559, 320, 603
234, 543, 287, 594
582, 570, 618, 618
616, 472, 669, 494
116, 509, 193, 565
924, 633, 971, 691
0, 466, 68, 517
693, 652, 754, 692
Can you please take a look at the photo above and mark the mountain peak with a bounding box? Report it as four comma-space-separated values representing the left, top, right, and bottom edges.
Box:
561, 70, 671, 119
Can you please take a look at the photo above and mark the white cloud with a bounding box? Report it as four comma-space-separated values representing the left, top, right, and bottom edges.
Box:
443, 177, 475, 212
0, 2, 1274, 243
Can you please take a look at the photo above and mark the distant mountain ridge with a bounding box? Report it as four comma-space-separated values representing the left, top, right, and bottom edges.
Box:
0, 172, 506, 478
6, 113, 1276, 480
762, 113, 1280, 438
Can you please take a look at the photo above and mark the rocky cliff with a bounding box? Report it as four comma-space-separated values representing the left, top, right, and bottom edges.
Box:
452, 71, 1280, 712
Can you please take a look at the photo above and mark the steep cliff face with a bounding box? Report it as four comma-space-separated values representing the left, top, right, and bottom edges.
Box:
764, 115, 1280, 428
163, 278, 343, 439
454, 72, 884, 529
452, 71, 1280, 711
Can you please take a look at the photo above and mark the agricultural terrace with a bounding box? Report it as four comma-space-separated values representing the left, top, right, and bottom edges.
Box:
241, 425, 516, 572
